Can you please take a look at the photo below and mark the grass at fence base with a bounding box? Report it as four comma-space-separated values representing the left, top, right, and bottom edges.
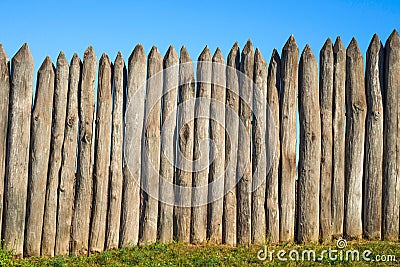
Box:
2, 241, 399, 266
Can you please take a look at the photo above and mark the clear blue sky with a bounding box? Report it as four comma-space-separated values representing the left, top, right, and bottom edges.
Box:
0, 0, 399, 69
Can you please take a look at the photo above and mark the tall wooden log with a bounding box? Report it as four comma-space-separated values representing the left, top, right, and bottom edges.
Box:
71, 46, 97, 255
55, 54, 81, 255
364, 34, 384, 240
191, 46, 211, 244
331, 37, 346, 238
106, 52, 125, 250
297, 45, 321, 242
120, 44, 146, 247
3, 43, 34, 257
42, 52, 69, 257
90, 53, 112, 253
25, 56, 55, 257
237, 40, 254, 245
279, 36, 298, 242
140, 46, 163, 244
223, 42, 240, 246
344, 38, 366, 240
175, 46, 195, 243
158, 45, 179, 243
251, 48, 267, 245
209, 48, 226, 244
319, 39, 333, 242
383, 30, 400, 241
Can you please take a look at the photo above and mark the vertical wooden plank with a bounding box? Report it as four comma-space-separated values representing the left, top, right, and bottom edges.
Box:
297, 45, 321, 242
175, 46, 195, 243
191, 46, 211, 244
140, 46, 163, 244
120, 44, 146, 247
237, 40, 254, 245
331, 37, 346, 238
383, 30, 400, 241
42, 52, 69, 257
55, 54, 81, 255
364, 34, 384, 240
0, 45, 10, 243
344, 38, 366, 240
106, 52, 125, 250
209, 48, 226, 244
251, 48, 267, 245
71, 46, 97, 255
279, 36, 298, 242
3, 43, 34, 257
90, 53, 112, 253
24, 56, 55, 257
158, 45, 178, 243
223, 43, 240, 246
319, 39, 333, 242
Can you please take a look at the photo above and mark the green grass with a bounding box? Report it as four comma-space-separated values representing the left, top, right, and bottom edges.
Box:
1, 241, 399, 266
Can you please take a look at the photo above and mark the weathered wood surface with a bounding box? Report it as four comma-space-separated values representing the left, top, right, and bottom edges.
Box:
237, 40, 254, 245
344, 38, 366, 240
72, 46, 97, 255
251, 48, 266, 245
106, 52, 125, 250
191, 46, 211, 244
120, 44, 146, 247
158, 45, 178, 243
90, 54, 112, 253
140, 46, 163, 244
25, 56, 55, 257
364, 34, 384, 240
223, 43, 240, 246
297, 45, 321, 243
331, 37, 346, 238
279, 36, 298, 242
209, 48, 225, 244
383, 30, 400, 241
175, 46, 195, 243
55, 54, 81, 255
42, 52, 69, 257
319, 39, 333, 242
3, 43, 34, 257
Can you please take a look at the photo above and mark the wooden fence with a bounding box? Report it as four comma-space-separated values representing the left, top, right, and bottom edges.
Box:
0, 30, 399, 258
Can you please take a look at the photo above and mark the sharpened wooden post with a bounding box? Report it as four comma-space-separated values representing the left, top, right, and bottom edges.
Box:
364, 34, 384, 240
175, 46, 195, 243
266, 49, 280, 243
279, 36, 298, 242
42, 52, 69, 257
191, 46, 211, 244
383, 30, 400, 241
224, 43, 240, 246
72, 46, 97, 255
140, 46, 163, 244
209, 48, 226, 244
344, 38, 366, 240
319, 39, 333, 242
251, 48, 267, 245
297, 45, 321, 243
55, 54, 81, 255
25, 56, 55, 257
90, 53, 112, 253
120, 44, 146, 247
237, 40, 254, 245
331, 37, 346, 238
106, 52, 125, 250
158, 46, 179, 243
3, 43, 34, 257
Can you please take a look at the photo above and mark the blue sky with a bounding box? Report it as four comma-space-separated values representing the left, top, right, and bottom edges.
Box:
0, 0, 399, 69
